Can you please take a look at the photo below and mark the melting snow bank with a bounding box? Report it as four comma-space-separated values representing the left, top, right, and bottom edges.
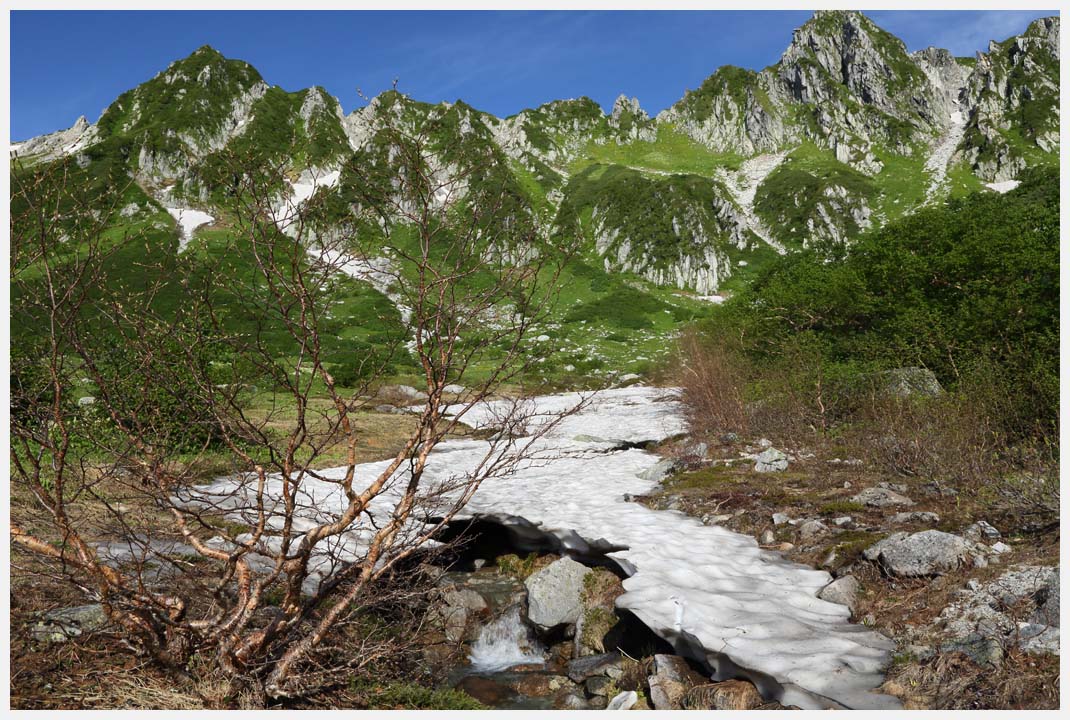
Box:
985, 179, 1021, 194
187, 386, 899, 709
165, 207, 214, 251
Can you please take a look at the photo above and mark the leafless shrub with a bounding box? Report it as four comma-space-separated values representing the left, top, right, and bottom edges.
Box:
10, 110, 580, 703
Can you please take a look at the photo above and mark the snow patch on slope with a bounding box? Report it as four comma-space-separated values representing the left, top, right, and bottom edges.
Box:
985, 179, 1021, 194
275, 168, 342, 230
165, 207, 214, 251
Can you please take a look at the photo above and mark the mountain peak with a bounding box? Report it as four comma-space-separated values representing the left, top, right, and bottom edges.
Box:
191, 44, 223, 58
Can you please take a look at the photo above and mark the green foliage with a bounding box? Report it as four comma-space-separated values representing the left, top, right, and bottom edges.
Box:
566, 285, 686, 330
495, 552, 541, 579
571, 123, 743, 177
556, 163, 744, 271
711, 167, 1059, 435
754, 143, 877, 247
674, 65, 768, 123
96, 46, 264, 163
352, 680, 487, 710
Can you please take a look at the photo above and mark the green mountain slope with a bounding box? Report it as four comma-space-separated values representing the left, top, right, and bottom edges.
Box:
10, 11, 1060, 385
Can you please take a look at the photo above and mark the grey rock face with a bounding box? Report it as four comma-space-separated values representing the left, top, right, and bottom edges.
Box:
819, 575, 861, 614
960, 17, 1060, 181
754, 447, 789, 473
525, 557, 592, 630
852, 486, 914, 508
864, 530, 969, 577
608, 95, 656, 143
12, 115, 99, 162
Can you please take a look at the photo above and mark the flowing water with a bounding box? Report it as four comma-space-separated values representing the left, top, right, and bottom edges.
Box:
468, 606, 545, 673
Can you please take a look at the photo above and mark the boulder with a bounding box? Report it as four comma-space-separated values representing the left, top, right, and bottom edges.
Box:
647, 654, 707, 710
553, 686, 592, 709
891, 511, 940, 524
433, 585, 488, 643
566, 652, 623, 682
818, 576, 862, 614
798, 520, 829, 541
852, 486, 914, 508
963, 520, 1001, 541
525, 557, 592, 630
940, 634, 1005, 667
606, 690, 639, 710
32, 604, 107, 643
1017, 623, 1060, 656
772, 512, 791, 526
685, 679, 764, 710
863, 530, 969, 577
759, 529, 776, 545
754, 447, 788, 473
376, 384, 428, 403
637, 458, 677, 483
881, 367, 944, 398
1031, 571, 1060, 627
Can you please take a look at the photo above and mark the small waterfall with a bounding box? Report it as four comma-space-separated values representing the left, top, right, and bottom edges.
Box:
468, 607, 545, 672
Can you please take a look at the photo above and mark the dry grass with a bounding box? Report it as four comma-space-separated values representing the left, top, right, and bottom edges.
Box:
673, 334, 1059, 530
676, 329, 749, 437
883, 648, 1060, 710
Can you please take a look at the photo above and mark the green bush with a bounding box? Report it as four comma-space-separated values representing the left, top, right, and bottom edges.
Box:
708, 166, 1059, 438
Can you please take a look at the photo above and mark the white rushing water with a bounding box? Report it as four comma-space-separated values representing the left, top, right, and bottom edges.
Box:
468, 607, 545, 672
189, 386, 899, 709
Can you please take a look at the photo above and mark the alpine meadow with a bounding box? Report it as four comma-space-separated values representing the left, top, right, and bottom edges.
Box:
8, 9, 1061, 713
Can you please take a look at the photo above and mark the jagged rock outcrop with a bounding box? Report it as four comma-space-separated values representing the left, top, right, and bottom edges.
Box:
96, 46, 270, 179
10, 114, 98, 161
959, 16, 1060, 181
608, 95, 656, 143
657, 66, 790, 156
492, 97, 608, 167
13, 12, 1058, 294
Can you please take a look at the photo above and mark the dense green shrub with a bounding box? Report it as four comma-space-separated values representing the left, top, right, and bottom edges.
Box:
705, 166, 1059, 437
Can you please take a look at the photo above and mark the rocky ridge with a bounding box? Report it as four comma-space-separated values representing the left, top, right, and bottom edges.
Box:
12, 13, 1059, 295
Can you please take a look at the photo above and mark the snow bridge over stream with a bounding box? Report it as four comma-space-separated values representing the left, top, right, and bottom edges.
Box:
191, 386, 901, 710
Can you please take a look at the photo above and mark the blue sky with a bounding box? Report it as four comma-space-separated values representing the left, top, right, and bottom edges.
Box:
11, 9, 1056, 140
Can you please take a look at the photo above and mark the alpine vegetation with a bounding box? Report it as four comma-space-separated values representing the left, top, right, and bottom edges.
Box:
9, 10, 1059, 712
